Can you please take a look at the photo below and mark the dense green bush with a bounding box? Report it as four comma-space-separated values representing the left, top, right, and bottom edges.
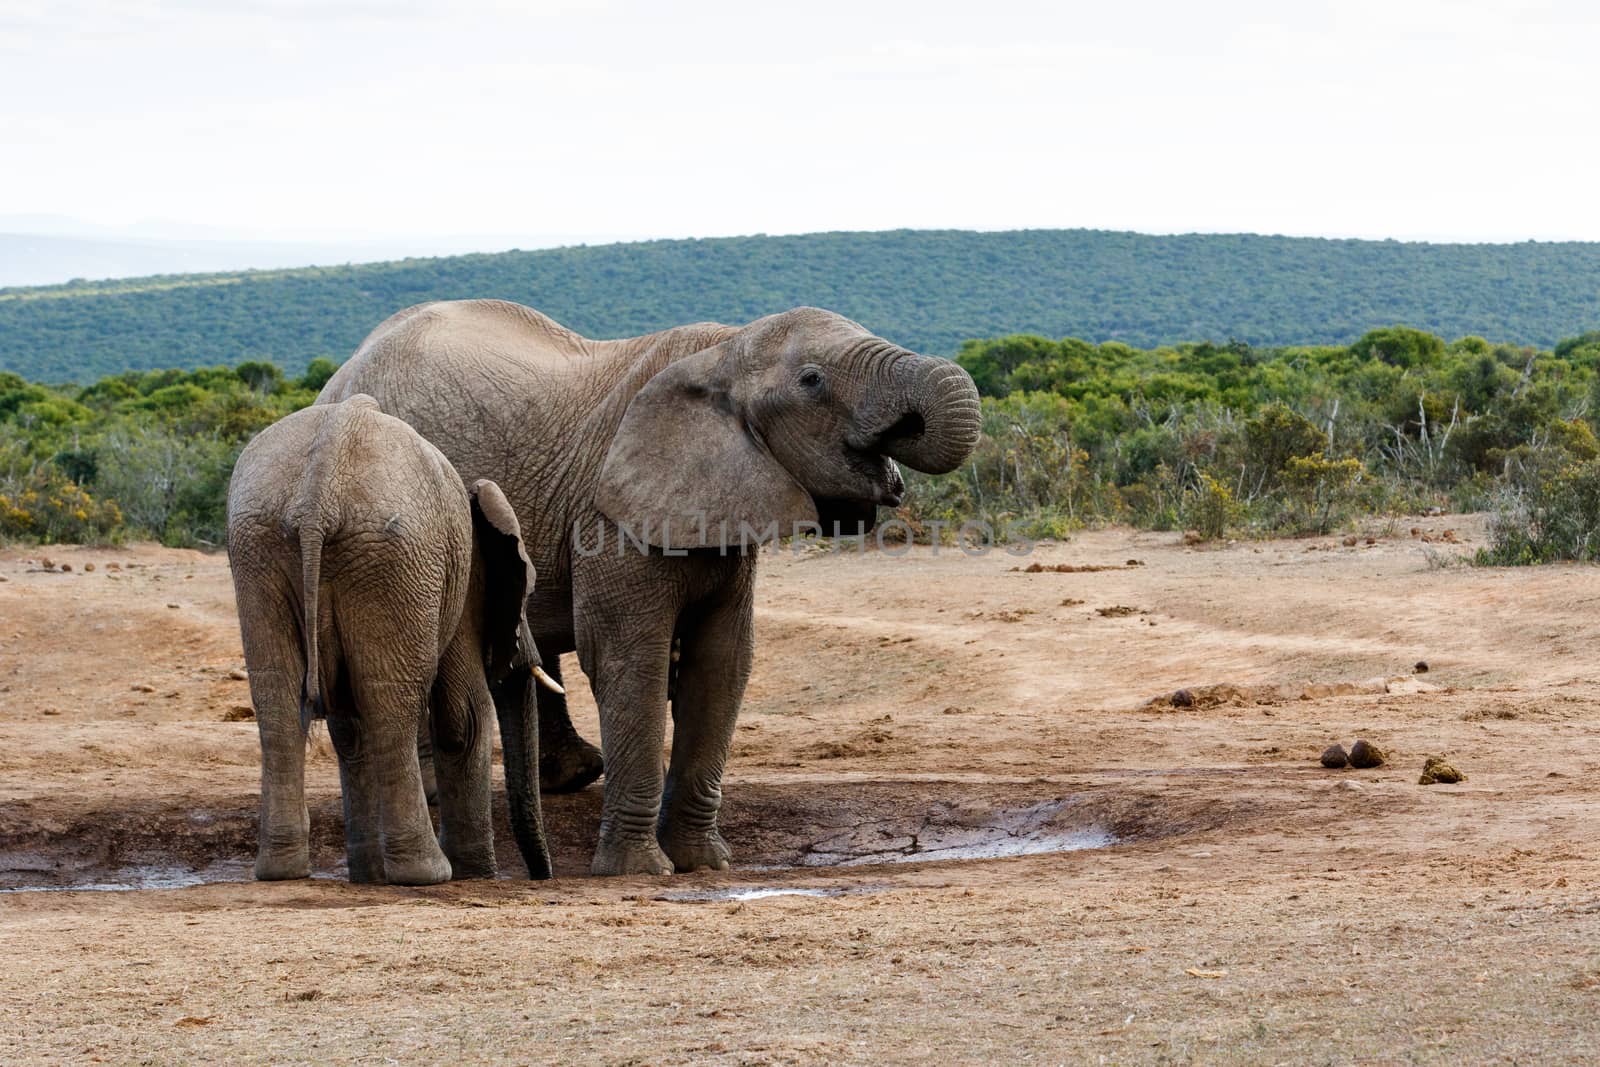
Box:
895, 324, 1600, 548
4, 322, 1600, 555
0, 362, 323, 546
1479, 460, 1600, 564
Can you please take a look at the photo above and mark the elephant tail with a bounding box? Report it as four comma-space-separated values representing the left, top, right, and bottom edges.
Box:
298, 523, 326, 735
294, 395, 379, 734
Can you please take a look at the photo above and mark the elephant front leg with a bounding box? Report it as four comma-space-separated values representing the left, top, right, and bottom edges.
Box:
536, 656, 604, 794
658, 582, 754, 873
577, 618, 675, 877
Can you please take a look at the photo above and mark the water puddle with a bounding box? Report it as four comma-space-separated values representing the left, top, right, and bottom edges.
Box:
796, 798, 1117, 867
821, 827, 1115, 866
0, 860, 254, 893
658, 885, 870, 903
1, 789, 1140, 892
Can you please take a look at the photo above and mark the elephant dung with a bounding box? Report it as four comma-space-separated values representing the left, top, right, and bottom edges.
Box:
1418, 755, 1465, 785
1348, 739, 1386, 769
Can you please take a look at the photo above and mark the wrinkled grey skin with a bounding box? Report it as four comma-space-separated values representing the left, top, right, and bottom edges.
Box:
321, 301, 981, 876
226, 394, 549, 885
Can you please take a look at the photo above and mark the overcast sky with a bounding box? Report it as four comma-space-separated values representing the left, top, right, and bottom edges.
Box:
3, 0, 1597, 244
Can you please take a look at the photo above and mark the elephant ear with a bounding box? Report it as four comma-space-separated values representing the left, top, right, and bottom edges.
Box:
469, 479, 537, 681
594, 344, 817, 549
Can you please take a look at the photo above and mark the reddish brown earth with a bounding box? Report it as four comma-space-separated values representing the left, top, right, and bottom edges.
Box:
3, 518, 1600, 1064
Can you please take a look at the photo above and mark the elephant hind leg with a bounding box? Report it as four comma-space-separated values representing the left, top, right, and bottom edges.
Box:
233, 573, 311, 881
353, 674, 452, 886
323, 670, 384, 884
250, 666, 311, 880
430, 632, 502, 880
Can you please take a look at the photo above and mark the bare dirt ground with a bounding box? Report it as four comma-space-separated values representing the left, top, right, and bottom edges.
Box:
4, 518, 1600, 1064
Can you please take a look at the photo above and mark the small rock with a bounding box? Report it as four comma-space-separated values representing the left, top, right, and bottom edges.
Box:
1365, 537, 1376, 545
0, 575, 7, 582
166, 603, 180, 609
132, 683, 157, 693
1348, 739, 1386, 769
40, 557, 54, 570
228, 668, 248, 681
59, 563, 72, 573
1418, 755, 1465, 785
1320, 743, 1349, 769
1337, 780, 1365, 792
1171, 688, 1195, 708
83, 562, 95, 572
222, 705, 255, 722
1342, 536, 1357, 547
1413, 661, 1429, 674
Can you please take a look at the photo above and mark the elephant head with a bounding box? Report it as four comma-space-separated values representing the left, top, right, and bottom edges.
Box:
595, 307, 981, 547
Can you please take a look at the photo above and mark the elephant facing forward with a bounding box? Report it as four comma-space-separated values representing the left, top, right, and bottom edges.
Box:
322, 302, 982, 876
227, 393, 552, 884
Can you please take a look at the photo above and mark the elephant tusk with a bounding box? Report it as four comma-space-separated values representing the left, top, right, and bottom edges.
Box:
532, 664, 565, 695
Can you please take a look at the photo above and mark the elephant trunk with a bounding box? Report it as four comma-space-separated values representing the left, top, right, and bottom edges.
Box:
854, 347, 983, 475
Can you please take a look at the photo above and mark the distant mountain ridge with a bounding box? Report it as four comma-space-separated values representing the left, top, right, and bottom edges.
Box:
3, 228, 1599, 382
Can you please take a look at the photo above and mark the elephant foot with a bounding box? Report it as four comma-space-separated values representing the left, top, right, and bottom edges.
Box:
384, 849, 454, 886
591, 836, 674, 877
442, 839, 498, 881
254, 847, 310, 881
345, 838, 387, 884
660, 828, 731, 873
540, 734, 604, 794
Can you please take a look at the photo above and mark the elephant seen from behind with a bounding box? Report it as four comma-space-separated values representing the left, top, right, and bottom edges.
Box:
226, 393, 554, 884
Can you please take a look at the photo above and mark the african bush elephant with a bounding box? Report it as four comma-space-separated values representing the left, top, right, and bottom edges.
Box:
227, 393, 553, 884
320, 301, 982, 875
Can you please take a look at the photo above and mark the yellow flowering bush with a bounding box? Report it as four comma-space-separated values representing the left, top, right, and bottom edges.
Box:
0, 470, 122, 543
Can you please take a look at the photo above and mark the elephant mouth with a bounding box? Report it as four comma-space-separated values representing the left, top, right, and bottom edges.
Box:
812, 495, 887, 537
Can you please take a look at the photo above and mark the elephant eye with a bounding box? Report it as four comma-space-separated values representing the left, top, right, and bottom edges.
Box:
798, 368, 824, 391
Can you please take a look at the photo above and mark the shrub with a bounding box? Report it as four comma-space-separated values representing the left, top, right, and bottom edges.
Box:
1181, 470, 1243, 540
1243, 404, 1325, 490
0, 468, 122, 543
1280, 455, 1365, 534
1351, 325, 1446, 369
94, 423, 239, 547
1479, 459, 1600, 564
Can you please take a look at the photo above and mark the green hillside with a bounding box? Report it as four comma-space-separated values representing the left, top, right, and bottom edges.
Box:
2, 228, 1599, 382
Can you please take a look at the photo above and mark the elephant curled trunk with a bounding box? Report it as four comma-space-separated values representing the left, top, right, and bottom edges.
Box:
851, 347, 982, 475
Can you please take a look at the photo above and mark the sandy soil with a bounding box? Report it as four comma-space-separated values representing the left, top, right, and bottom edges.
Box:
3, 519, 1600, 1064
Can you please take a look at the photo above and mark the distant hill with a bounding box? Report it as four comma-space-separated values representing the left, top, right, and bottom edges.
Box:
3, 228, 1598, 382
